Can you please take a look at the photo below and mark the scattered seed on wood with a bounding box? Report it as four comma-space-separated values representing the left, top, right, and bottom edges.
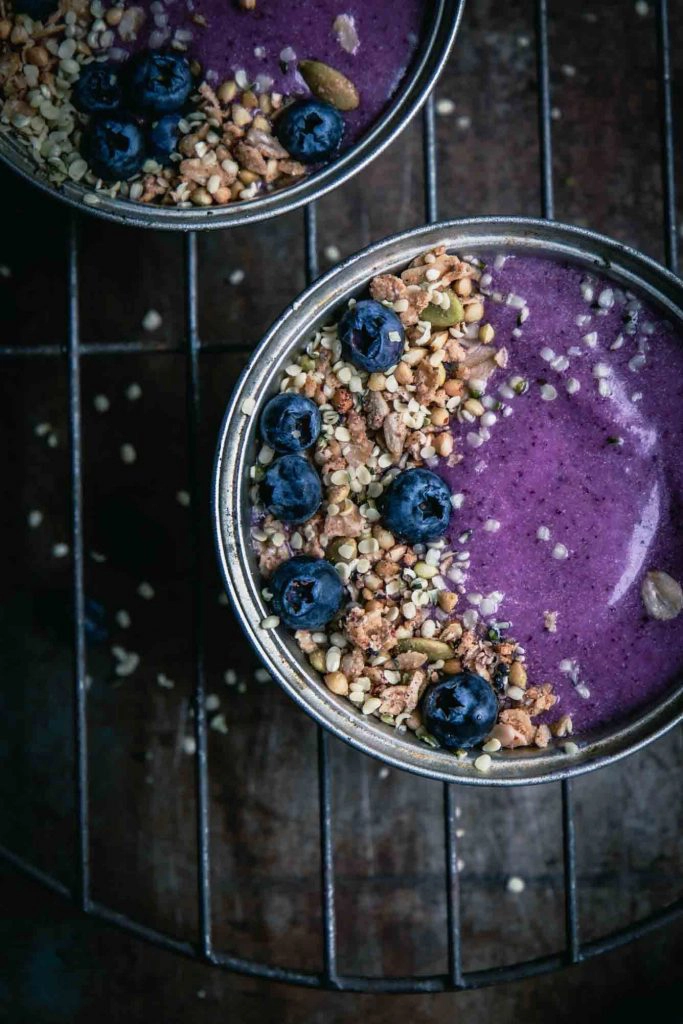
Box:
142, 309, 162, 332
506, 876, 526, 893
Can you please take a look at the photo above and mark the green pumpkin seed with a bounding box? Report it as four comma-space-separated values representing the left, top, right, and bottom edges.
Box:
397, 637, 455, 661
299, 59, 359, 111
422, 288, 464, 327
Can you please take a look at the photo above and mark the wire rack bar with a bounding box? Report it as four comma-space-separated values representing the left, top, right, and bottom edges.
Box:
0, 341, 261, 357
561, 780, 580, 962
534, 0, 582, 967
0, 831, 681, 992
422, 94, 438, 225
0, 841, 71, 900
305, 201, 319, 283
185, 231, 214, 959
657, 0, 678, 274
70, 894, 683, 993
444, 784, 464, 987
535, 0, 554, 221
303, 200, 342, 986
67, 214, 91, 912
317, 729, 339, 985
422, 90, 466, 990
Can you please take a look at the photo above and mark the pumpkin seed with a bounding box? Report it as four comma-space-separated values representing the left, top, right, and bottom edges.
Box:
328, 536, 357, 563
397, 637, 455, 661
299, 59, 359, 111
422, 288, 464, 327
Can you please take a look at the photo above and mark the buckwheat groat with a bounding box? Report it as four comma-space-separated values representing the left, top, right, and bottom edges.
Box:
247, 246, 683, 765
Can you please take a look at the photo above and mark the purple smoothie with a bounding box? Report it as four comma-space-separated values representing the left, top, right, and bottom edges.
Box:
439, 254, 683, 733
121, 0, 424, 143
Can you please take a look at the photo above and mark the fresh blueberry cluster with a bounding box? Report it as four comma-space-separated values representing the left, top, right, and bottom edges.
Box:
259, 391, 323, 525
257, 301, 455, 633
75, 52, 193, 181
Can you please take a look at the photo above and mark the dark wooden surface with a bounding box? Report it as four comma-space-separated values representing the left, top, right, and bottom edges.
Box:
0, 0, 682, 1020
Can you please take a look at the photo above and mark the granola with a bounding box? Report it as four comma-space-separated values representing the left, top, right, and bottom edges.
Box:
249, 246, 565, 761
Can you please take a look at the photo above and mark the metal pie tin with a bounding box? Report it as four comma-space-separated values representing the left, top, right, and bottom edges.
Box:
213, 217, 683, 785
0, 0, 463, 230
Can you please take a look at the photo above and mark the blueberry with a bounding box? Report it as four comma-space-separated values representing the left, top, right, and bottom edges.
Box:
380, 468, 452, 544
148, 112, 182, 164
125, 52, 193, 115
275, 99, 344, 164
270, 555, 344, 630
13, 0, 57, 20
262, 455, 322, 523
260, 393, 321, 454
338, 300, 405, 373
422, 672, 498, 750
72, 62, 122, 114
84, 114, 145, 180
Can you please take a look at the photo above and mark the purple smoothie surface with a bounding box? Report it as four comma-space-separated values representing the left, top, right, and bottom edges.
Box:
440, 254, 683, 733
125, 0, 425, 143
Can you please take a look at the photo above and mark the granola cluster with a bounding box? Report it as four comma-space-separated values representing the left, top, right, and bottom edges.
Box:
250, 247, 568, 760
0, 0, 306, 206
135, 80, 305, 207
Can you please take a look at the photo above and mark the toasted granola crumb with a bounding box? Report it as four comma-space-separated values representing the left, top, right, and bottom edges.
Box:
498, 708, 536, 747
345, 606, 396, 652
523, 684, 557, 716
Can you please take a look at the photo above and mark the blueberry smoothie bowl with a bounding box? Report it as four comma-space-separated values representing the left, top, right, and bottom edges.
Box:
0, 0, 462, 227
214, 220, 683, 785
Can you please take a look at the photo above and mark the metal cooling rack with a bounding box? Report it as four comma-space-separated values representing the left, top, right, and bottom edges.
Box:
0, 0, 681, 994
